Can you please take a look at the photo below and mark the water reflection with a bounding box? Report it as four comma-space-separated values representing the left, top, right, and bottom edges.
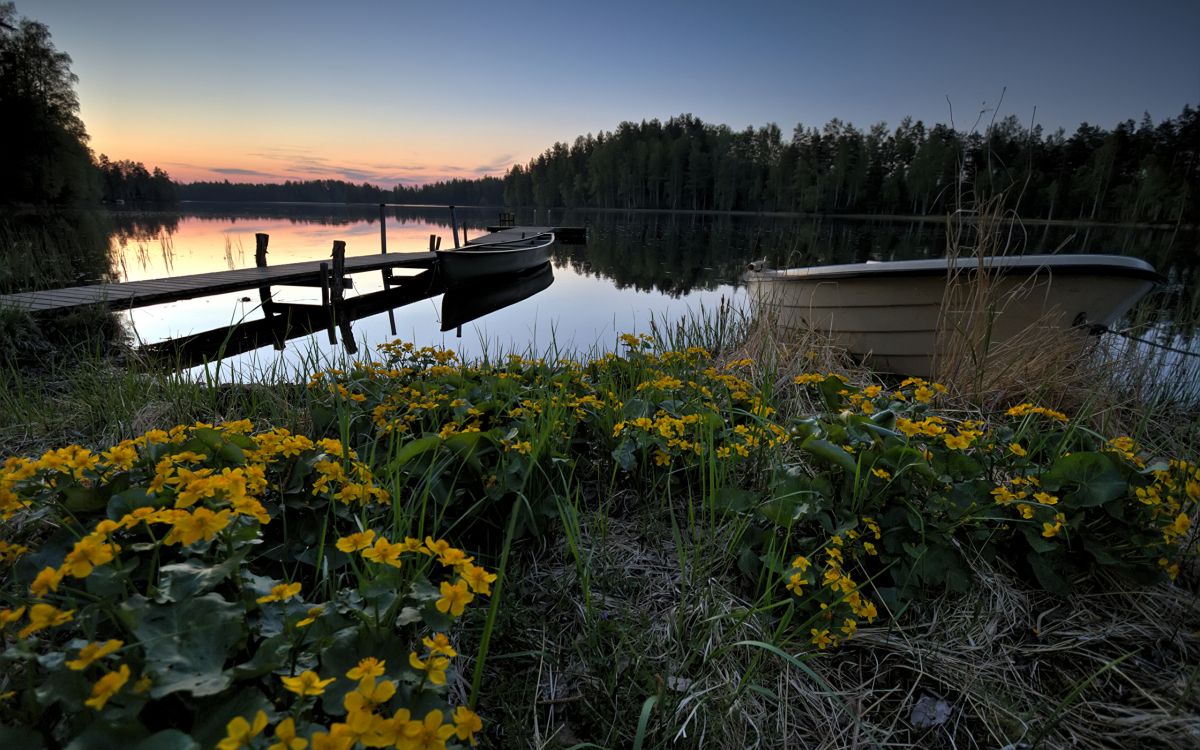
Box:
8, 204, 1196, 371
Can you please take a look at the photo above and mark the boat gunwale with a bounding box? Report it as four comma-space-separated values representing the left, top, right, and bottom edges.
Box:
746, 254, 1164, 284
439, 232, 556, 258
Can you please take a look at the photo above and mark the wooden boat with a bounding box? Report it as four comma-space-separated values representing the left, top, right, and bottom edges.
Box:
744, 254, 1162, 377
440, 262, 554, 331
435, 231, 555, 285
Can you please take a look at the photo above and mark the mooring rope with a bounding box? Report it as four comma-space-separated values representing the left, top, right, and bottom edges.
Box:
1093, 324, 1200, 359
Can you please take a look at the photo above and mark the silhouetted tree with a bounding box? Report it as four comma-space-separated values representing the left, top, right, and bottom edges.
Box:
0, 2, 98, 204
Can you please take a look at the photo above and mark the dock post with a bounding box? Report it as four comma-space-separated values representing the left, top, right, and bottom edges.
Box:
449, 205, 460, 248
254, 233, 273, 311
380, 204, 397, 335
379, 204, 387, 254
331, 241, 347, 305
319, 261, 335, 344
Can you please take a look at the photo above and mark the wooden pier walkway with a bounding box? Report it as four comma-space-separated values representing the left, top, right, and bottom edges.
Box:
0, 252, 437, 314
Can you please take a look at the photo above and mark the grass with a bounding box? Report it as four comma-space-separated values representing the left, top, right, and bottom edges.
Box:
1, 209, 1198, 747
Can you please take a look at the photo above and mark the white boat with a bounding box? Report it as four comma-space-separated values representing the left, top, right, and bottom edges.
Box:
436, 231, 555, 285
744, 254, 1162, 377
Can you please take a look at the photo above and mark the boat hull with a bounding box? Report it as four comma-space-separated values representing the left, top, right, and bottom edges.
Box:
745, 255, 1159, 377
436, 234, 554, 285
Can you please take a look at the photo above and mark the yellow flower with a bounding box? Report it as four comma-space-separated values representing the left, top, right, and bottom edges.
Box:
785, 572, 806, 596
401, 709, 456, 749
343, 676, 396, 713
1016, 503, 1034, 520
270, 715, 309, 748
1033, 492, 1058, 506
66, 639, 123, 670
281, 670, 336, 697
163, 507, 231, 546
296, 606, 323, 628
870, 467, 891, 480
0, 606, 26, 629
133, 675, 152, 694
84, 664, 130, 710
840, 618, 858, 638
1041, 513, 1066, 538
18, 603, 74, 639
810, 628, 834, 649
1009, 443, 1027, 457
218, 710, 269, 750
308, 729, 354, 750
459, 563, 497, 595
942, 433, 972, 451
346, 656, 386, 680
335, 529, 376, 553
361, 537, 404, 567
913, 385, 934, 403
435, 579, 474, 617
452, 706, 483, 745
257, 581, 302, 604
63, 533, 119, 578
422, 633, 458, 658
409, 651, 450, 685
29, 566, 64, 597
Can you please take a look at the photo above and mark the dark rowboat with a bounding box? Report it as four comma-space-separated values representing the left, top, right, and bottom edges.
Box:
435, 232, 555, 285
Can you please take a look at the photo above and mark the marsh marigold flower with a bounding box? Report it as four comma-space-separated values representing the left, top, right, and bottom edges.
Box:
281, 670, 335, 697
459, 563, 497, 595
452, 706, 483, 745
66, 639, 123, 670
436, 579, 474, 617
335, 529, 376, 553
217, 710, 269, 750
346, 657, 386, 680
18, 603, 73, 639
257, 581, 302, 604
84, 664, 130, 710
268, 717, 307, 750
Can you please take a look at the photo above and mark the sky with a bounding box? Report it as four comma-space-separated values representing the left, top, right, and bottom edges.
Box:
20, 0, 1200, 186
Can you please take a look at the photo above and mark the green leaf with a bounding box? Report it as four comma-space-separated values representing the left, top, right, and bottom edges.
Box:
1026, 550, 1071, 595
713, 486, 757, 513
1022, 525, 1058, 554
133, 731, 200, 750
64, 723, 147, 750
107, 487, 166, 520
135, 593, 242, 698
0, 727, 44, 750
800, 438, 857, 475
156, 548, 249, 602
390, 436, 442, 469
188, 688, 274, 750
1044, 452, 1127, 508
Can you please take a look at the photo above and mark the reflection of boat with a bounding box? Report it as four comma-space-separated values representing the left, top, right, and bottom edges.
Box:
745, 254, 1162, 377
440, 262, 554, 331
436, 232, 555, 285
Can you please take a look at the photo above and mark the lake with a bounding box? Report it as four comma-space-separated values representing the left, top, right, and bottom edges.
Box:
87, 204, 1200, 376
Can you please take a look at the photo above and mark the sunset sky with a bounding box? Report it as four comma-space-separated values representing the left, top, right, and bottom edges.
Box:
24, 0, 1200, 186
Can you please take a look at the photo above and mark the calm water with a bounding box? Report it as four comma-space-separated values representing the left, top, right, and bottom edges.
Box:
98, 203, 1198, 377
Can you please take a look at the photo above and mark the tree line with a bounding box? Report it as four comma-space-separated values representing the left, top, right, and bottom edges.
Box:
177, 177, 505, 206
501, 111, 1199, 224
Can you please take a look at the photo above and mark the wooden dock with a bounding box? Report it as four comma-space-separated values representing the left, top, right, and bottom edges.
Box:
0, 252, 435, 314
0, 217, 585, 316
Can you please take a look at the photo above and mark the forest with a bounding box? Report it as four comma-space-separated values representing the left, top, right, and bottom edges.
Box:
173, 109, 1199, 227
501, 111, 1200, 223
